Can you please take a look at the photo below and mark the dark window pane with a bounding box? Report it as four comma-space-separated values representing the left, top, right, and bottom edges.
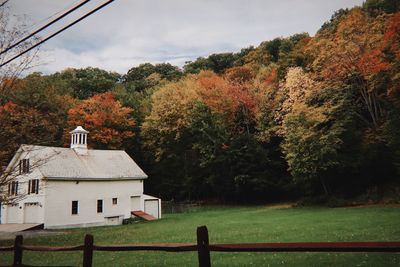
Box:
97, 199, 103, 213
72, 201, 78, 215
20, 159, 30, 173
14, 182, 18, 195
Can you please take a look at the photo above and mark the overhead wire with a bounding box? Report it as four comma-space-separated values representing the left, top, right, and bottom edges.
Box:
0, 0, 91, 57
0, 0, 9, 8
24, 0, 82, 32
0, 0, 115, 68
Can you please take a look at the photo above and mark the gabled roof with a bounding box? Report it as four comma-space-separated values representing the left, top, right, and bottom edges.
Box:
17, 145, 147, 180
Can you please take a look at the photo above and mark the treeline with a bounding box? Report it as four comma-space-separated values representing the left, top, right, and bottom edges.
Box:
1, 1, 399, 203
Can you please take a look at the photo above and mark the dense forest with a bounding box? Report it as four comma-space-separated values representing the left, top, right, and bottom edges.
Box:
1, 0, 399, 203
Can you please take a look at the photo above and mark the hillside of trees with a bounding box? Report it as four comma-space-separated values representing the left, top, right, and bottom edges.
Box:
1, 1, 399, 203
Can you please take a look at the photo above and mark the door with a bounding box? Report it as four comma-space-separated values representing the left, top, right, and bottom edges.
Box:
24, 203, 40, 223
7, 205, 19, 223
144, 199, 159, 219
130, 196, 141, 211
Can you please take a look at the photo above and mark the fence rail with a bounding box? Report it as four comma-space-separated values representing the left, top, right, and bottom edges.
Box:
1, 225, 399, 267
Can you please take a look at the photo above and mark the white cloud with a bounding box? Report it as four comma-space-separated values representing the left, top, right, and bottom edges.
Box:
8, 0, 364, 74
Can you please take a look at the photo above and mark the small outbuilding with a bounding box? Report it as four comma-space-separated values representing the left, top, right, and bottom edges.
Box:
1, 126, 161, 229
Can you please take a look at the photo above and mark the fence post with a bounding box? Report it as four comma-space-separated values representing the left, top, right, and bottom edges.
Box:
83, 234, 94, 267
197, 226, 211, 267
13, 235, 23, 267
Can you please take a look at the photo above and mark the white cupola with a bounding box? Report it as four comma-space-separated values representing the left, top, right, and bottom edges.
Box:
70, 126, 89, 155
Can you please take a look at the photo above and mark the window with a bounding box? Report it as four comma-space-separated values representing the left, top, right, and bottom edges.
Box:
97, 199, 103, 213
112, 198, 118, 205
72, 201, 78, 215
8, 181, 18, 196
19, 159, 30, 174
28, 179, 39, 194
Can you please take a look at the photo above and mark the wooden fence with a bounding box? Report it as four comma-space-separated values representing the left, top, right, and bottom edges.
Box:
1, 226, 400, 267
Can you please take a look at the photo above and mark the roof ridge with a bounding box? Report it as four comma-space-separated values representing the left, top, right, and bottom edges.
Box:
19, 145, 147, 180
21, 144, 126, 152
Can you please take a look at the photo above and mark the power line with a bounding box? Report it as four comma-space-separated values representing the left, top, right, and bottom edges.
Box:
0, 0, 91, 57
0, 1, 9, 8
0, 0, 115, 68
24, 0, 82, 32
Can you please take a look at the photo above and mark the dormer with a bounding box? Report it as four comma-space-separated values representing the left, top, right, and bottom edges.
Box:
70, 126, 89, 155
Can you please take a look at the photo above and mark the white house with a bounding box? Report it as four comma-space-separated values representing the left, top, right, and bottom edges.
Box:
0, 126, 161, 229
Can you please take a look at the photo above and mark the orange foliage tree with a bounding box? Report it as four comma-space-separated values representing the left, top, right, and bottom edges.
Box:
142, 71, 259, 158
224, 65, 255, 83
67, 92, 135, 149
306, 8, 394, 127
0, 102, 61, 165
196, 71, 256, 133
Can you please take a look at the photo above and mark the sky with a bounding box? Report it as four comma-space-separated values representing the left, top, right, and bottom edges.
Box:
8, 0, 365, 74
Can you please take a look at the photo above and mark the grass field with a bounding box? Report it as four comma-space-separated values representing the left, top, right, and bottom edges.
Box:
0, 206, 399, 266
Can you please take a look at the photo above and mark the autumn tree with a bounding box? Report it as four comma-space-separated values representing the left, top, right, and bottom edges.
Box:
224, 65, 255, 83
141, 76, 200, 159
142, 70, 291, 201
306, 8, 391, 128
243, 33, 310, 76
301, 9, 400, 192
140, 76, 202, 199
67, 92, 135, 149
0, 73, 73, 167
142, 71, 257, 158
280, 69, 353, 195
381, 12, 400, 176
0, 89, 69, 203
0, 103, 58, 164
196, 71, 256, 133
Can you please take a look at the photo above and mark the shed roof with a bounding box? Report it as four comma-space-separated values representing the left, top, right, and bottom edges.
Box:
19, 145, 147, 180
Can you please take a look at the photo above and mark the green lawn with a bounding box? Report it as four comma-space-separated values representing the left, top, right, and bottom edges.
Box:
1, 206, 399, 266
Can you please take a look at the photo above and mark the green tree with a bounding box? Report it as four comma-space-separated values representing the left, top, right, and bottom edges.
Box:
52, 67, 120, 99
184, 53, 238, 74
282, 90, 348, 196
123, 63, 182, 92
189, 103, 290, 202
363, 0, 400, 15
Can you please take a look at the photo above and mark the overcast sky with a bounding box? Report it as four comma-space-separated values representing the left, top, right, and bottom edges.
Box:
8, 0, 364, 74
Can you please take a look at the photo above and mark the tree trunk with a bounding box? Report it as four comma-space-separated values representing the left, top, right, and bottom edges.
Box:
320, 177, 329, 196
